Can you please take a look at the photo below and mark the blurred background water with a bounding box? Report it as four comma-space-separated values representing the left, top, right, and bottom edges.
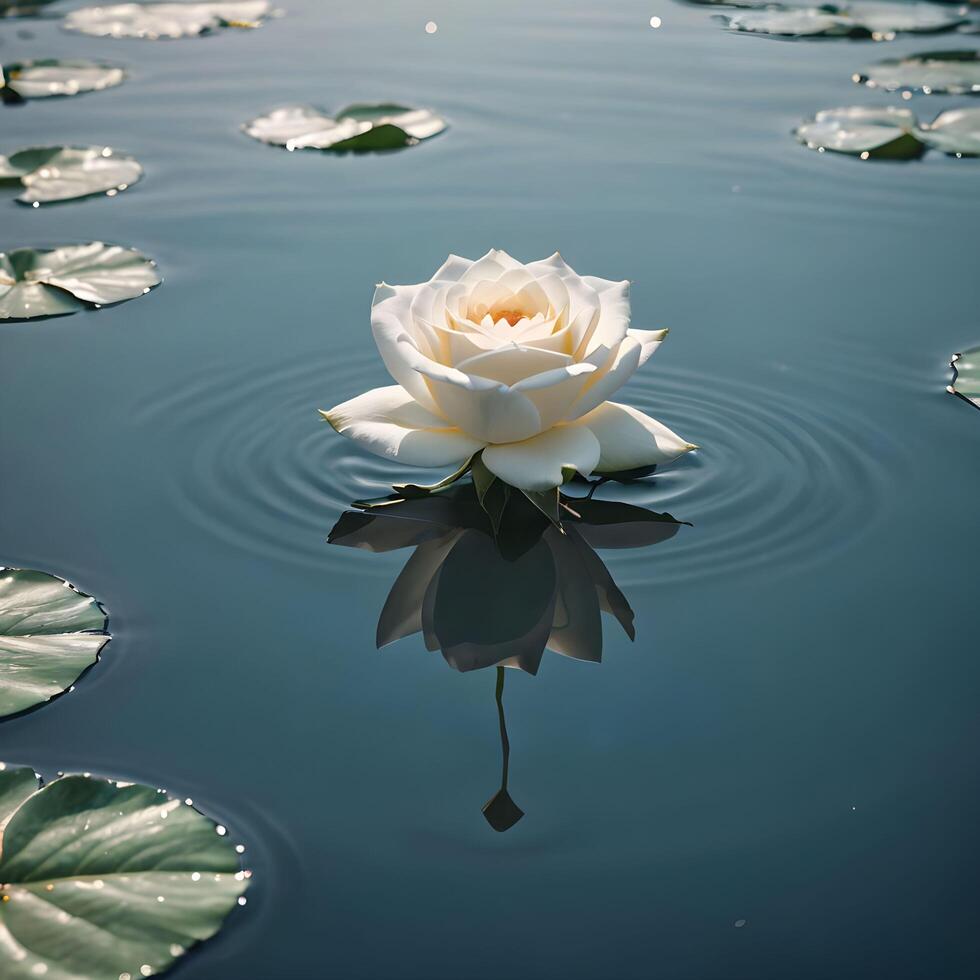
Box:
1, 1, 979, 977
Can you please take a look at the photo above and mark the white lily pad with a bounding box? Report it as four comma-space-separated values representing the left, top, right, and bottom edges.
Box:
244, 103, 447, 152
1, 59, 124, 101
0, 146, 142, 205
919, 105, 980, 154
949, 347, 980, 409
796, 104, 980, 158
0, 765, 248, 979
63, 1, 272, 38
795, 105, 926, 158
723, 2, 968, 39
857, 49, 980, 93
0, 568, 109, 719
0, 242, 160, 320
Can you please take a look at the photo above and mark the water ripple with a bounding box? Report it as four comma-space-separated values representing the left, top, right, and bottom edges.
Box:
137, 350, 902, 585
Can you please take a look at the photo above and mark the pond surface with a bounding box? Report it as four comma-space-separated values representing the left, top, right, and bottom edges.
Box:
2, 1, 979, 977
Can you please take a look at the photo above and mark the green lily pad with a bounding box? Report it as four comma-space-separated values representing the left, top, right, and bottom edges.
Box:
0, 568, 109, 719
0, 0, 60, 18
723, 3, 968, 39
949, 347, 980, 409
63, 1, 273, 39
1, 59, 124, 100
919, 106, 980, 155
856, 49, 980, 94
0, 242, 160, 320
0, 765, 248, 979
795, 105, 926, 158
0, 146, 142, 205
244, 103, 447, 152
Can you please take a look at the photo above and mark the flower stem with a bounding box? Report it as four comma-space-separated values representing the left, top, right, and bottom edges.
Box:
495, 665, 510, 791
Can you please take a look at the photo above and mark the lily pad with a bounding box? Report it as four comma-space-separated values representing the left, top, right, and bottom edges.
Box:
0, 146, 142, 205
919, 106, 980, 154
0, 242, 160, 320
856, 49, 980, 94
0, 0, 60, 18
795, 105, 926, 158
795, 104, 980, 158
244, 103, 447, 152
949, 347, 980, 409
0, 58, 126, 99
0, 765, 248, 979
63, 1, 273, 39
1, 59, 125, 101
722, 3, 968, 40
0, 568, 109, 719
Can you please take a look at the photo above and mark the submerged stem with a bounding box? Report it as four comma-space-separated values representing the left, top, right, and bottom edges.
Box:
495, 665, 510, 791
482, 665, 524, 831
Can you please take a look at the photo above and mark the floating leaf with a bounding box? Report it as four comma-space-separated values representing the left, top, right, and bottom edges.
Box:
722, 3, 968, 39
0, 0, 60, 19
64, 0, 272, 39
0, 765, 39, 822
0, 568, 109, 719
795, 105, 926, 158
919, 105, 980, 154
0, 242, 160, 320
0, 146, 142, 205
856, 49, 980, 94
244, 103, 447, 152
0, 765, 248, 979
795, 104, 980, 158
1, 59, 124, 101
949, 347, 980, 409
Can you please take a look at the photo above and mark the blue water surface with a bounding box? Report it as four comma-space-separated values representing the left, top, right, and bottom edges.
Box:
1, 1, 979, 977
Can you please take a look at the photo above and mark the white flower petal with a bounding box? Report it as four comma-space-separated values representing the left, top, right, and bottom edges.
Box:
372, 289, 446, 415
459, 249, 521, 284
628, 327, 668, 367
418, 367, 543, 444
512, 362, 597, 430
523, 251, 578, 280
428, 254, 474, 283
581, 279, 630, 357
567, 335, 642, 419
321, 385, 484, 467
482, 425, 601, 491
456, 345, 572, 385
576, 401, 696, 472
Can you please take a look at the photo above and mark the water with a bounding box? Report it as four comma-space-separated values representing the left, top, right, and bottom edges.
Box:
1, 1, 979, 977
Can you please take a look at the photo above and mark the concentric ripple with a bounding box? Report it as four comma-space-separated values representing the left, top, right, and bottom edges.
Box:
588, 365, 902, 586
137, 350, 902, 585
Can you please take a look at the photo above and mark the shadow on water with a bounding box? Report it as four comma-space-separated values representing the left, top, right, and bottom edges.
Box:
328, 482, 688, 831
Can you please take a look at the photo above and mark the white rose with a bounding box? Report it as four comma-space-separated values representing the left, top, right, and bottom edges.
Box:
322, 250, 696, 491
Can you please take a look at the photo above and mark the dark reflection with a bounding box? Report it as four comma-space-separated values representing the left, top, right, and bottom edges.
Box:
328, 484, 688, 830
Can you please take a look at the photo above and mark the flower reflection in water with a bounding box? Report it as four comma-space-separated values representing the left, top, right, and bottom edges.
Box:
328, 483, 688, 831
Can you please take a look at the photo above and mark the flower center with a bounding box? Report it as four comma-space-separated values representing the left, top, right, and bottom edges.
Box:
492, 309, 526, 327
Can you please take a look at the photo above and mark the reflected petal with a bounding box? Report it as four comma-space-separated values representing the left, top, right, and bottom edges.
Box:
378, 532, 462, 647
